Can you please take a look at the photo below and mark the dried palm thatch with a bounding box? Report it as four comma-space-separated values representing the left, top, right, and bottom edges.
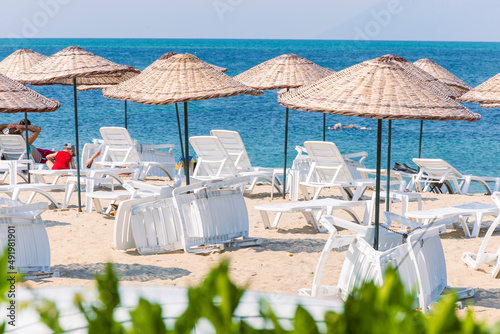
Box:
480, 104, 500, 109
158, 52, 228, 72
0, 73, 59, 113
77, 72, 140, 91
103, 53, 262, 105
234, 54, 335, 90
458, 72, 500, 104
380, 55, 461, 99
0, 49, 47, 79
414, 58, 471, 93
13, 46, 139, 85
278, 54, 478, 122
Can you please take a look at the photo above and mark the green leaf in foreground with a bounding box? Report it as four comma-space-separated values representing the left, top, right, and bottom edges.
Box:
75, 263, 125, 334
36, 300, 63, 334
128, 298, 167, 334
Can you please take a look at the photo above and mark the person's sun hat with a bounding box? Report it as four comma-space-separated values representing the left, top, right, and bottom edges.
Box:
63, 143, 76, 155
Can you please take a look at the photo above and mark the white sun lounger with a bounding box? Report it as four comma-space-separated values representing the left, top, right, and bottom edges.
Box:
99, 127, 175, 180
114, 177, 260, 254
254, 199, 371, 232
462, 192, 500, 278
210, 129, 283, 193
0, 183, 65, 208
190, 136, 282, 196
86, 180, 175, 213
412, 158, 499, 194
0, 134, 41, 185
300, 141, 375, 201
0, 198, 52, 278
300, 212, 473, 312
405, 201, 499, 238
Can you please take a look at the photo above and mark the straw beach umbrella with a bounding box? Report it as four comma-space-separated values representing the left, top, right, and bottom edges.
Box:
103, 53, 262, 184
414, 58, 472, 93
384, 55, 462, 161
278, 54, 478, 249
480, 104, 500, 109
0, 73, 60, 182
14, 46, 140, 211
458, 72, 500, 105
0, 49, 47, 79
234, 54, 334, 197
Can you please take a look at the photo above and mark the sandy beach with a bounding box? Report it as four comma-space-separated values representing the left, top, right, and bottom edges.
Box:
14, 177, 500, 324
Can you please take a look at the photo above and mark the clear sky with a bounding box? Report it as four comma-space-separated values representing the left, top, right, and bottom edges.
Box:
2, 0, 500, 42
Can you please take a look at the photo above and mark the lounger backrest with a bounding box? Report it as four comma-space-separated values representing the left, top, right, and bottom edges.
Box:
81, 143, 101, 169
304, 141, 354, 184
412, 158, 463, 178
0, 135, 30, 161
0, 200, 50, 276
406, 227, 447, 311
99, 127, 142, 166
211, 130, 252, 170
173, 177, 250, 253
190, 136, 239, 179
129, 197, 183, 255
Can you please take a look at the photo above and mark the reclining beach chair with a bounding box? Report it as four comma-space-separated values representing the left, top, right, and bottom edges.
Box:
254, 198, 371, 232
462, 192, 500, 278
190, 136, 282, 196
0, 198, 52, 278
0, 135, 38, 185
299, 141, 375, 201
113, 177, 260, 254
210, 130, 283, 192
300, 212, 474, 312
98, 127, 175, 180
86, 180, 176, 213
288, 146, 370, 200
412, 158, 499, 195
404, 201, 499, 238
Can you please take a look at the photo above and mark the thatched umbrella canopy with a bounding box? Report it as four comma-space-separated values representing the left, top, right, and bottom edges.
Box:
480, 104, 500, 109
0, 49, 47, 79
458, 72, 500, 104
234, 54, 335, 198
0, 73, 60, 182
103, 53, 262, 184
279, 54, 478, 249
14, 46, 140, 211
0, 73, 59, 113
414, 58, 472, 93
367, 55, 463, 160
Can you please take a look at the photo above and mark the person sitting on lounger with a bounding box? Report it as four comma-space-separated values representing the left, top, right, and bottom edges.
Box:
0, 120, 54, 163
46, 143, 76, 170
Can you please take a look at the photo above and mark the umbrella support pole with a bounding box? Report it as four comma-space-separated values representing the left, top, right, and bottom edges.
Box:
323, 114, 326, 141
374, 119, 382, 250
124, 100, 128, 129
282, 107, 289, 199
418, 120, 424, 159
24, 112, 31, 183
386, 120, 392, 212
175, 103, 185, 170
73, 79, 82, 212
183, 102, 190, 185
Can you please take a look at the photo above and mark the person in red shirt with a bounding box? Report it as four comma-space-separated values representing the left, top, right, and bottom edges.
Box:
46, 143, 76, 170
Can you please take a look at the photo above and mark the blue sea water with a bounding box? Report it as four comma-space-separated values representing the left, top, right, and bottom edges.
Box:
0, 39, 499, 191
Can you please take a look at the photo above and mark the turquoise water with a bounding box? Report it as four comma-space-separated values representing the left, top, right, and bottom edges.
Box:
1, 39, 499, 190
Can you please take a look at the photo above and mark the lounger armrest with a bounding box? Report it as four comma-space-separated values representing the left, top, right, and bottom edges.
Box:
342, 151, 368, 163
383, 211, 422, 229
322, 215, 369, 235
